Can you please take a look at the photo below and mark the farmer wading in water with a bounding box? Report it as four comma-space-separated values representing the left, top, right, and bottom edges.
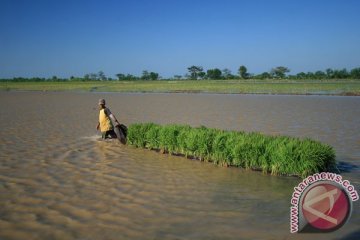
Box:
96, 98, 121, 139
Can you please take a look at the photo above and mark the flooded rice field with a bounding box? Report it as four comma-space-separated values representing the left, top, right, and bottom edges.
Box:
0, 92, 359, 239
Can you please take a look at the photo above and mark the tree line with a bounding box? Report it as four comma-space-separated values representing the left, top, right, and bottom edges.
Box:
1, 66, 360, 82
185, 66, 360, 80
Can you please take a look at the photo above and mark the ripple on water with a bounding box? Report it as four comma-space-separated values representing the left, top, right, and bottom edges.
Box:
1, 92, 359, 240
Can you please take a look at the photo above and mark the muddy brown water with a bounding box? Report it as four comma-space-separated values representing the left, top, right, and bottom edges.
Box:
0, 92, 359, 240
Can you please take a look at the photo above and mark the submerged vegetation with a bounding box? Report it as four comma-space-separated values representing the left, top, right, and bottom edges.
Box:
127, 123, 336, 178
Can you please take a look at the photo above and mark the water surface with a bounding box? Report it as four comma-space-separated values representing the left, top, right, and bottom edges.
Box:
0, 92, 359, 239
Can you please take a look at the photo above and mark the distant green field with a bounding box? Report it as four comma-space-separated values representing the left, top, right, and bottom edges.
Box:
1, 80, 360, 95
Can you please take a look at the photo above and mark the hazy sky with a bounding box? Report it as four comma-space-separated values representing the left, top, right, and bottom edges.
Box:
1, 0, 360, 78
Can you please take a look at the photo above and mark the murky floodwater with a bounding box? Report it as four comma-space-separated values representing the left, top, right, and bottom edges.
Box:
0, 92, 359, 240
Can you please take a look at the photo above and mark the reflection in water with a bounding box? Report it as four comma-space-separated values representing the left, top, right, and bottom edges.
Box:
0, 92, 359, 239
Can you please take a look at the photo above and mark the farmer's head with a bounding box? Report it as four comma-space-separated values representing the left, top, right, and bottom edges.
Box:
98, 98, 106, 109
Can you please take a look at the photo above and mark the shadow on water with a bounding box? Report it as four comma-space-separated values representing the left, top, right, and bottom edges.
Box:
340, 229, 360, 240
337, 161, 359, 173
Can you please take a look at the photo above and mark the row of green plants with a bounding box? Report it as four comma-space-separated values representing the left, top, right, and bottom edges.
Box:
127, 123, 336, 177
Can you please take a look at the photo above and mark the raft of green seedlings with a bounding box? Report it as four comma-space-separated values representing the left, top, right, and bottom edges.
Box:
127, 123, 336, 177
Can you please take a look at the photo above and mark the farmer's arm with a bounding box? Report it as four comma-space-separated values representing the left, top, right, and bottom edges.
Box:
110, 113, 120, 126
105, 108, 120, 126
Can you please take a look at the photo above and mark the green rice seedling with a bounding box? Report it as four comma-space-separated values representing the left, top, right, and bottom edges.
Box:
145, 124, 161, 149
182, 127, 199, 157
250, 134, 272, 173
270, 143, 293, 175
176, 125, 192, 156
127, 123, 142, 147
139, 123, 157, 148
126, 123, 336, 177
158, 124, 182, 154
211, 131, 233, 166
294, 139, 336, 177
192, 126, 216, 161
127, 122, 156, 148
223, 131, 243, 166
231, 134, 248, 168
174, 125, 190, 154
249, 133, 268, 171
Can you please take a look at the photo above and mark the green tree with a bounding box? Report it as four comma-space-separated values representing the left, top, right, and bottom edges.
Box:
116, 73, 126, 80
207, 68, 222, 79
306, 72, 315, 79
222, 68, 233, 79
238, 65, 249, 79
98, 71, 106, 81
149, 72, 159, 80
333, 68, 349, 79
89, 73, 98, 81
198, 71, 206, 79
83, 74, 90, 80
350, 67, 360, 79
314, 71, 326, 79
296, 72, 306, 79
271, 66, 290, 79
126, 74, 138, 80
326, 68, 334, 79
141, 70, 150, 80
187, 66, 203, 80
257, 72, 271, 79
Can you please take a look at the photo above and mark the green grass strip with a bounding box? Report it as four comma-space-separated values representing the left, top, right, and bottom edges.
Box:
127, 123, 336, 177
1, 80, 360, 95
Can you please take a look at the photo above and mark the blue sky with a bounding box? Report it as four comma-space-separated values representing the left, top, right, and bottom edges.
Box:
1, 0, 359, 78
